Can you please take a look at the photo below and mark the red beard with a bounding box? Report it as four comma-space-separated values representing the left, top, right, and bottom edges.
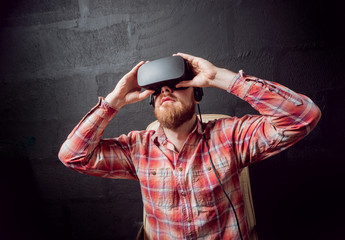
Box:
154, 94, 195, 129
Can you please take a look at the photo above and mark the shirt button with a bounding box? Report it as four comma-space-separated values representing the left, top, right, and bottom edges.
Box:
207, 166, 212, 171
178, 167, 183, 172
181, 192, 186, 197
187, 218, 191, 223
151, 171, 156, 175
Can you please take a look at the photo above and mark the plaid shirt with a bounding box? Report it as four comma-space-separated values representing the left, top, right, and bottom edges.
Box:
59, 71, 321, 239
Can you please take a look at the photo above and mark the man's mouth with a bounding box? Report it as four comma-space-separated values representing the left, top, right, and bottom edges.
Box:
161, 97, 175, 105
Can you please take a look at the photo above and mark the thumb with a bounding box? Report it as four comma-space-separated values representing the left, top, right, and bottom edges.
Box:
138, 89, 155, 100
176, 74, 203, 88
175, 80, 194, 88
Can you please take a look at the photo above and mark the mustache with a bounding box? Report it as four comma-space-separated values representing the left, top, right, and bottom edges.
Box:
157, 92, 177, 101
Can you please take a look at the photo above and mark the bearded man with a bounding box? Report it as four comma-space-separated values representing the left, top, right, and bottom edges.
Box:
59, 53, 321, 240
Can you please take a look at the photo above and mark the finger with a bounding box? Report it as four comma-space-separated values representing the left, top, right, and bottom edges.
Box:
138, 89, 155, 100
124, 61, 145, 82
175, 80, 196, 88
129, 61, 145, 74
174, 52, 196, 62
174, 52, 201, 73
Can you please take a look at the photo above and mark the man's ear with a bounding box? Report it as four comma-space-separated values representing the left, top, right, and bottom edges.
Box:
193, 87, 203, 102
149, 94, 155, 107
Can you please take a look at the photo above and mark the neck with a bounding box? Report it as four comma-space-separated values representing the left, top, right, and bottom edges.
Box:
162, 114, 197, 152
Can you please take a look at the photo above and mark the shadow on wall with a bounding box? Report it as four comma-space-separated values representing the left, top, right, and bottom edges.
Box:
0, 140, 65, 240
251, 86, 345, 239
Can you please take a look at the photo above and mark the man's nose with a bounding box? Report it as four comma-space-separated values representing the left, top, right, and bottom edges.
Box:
161, 85, 173, 94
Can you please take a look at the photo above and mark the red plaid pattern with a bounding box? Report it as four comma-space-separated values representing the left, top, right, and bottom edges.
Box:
59, 71, 321, 239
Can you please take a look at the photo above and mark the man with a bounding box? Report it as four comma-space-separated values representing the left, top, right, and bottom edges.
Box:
58, 53, 321, 239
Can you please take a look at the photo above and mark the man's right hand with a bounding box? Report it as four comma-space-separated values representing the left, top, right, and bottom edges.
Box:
105, 61, 154, 110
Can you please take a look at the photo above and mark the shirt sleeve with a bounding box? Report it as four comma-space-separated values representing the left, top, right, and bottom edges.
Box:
58, 97, 138, 180
224, 70, 321, 168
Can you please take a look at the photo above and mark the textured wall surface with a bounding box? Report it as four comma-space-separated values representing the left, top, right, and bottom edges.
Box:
1, 0, 344, 239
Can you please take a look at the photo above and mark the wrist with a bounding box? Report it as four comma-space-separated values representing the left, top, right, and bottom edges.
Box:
105, 93, 125, 110
211, 68, 237, 90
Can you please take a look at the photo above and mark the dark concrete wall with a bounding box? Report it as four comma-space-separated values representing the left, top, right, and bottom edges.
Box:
1, 0, 344, 239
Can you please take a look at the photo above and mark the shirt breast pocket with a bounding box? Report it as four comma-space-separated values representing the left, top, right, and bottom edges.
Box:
191, 157, 231, 207
138, 167, 178, 208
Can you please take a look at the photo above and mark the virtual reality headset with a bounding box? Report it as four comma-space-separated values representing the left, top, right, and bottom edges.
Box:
137, 55, 203, 105
137, 56, 194, 91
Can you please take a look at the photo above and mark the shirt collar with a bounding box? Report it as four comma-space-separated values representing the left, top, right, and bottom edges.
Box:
151, 117, 210, 147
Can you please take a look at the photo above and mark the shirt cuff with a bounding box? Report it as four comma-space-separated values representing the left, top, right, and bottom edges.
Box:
66, 97, 117, 139
226, 70, 243, 92
97, 97, 118, 120
101, 97, 118, 111
226, 70, 254, 99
